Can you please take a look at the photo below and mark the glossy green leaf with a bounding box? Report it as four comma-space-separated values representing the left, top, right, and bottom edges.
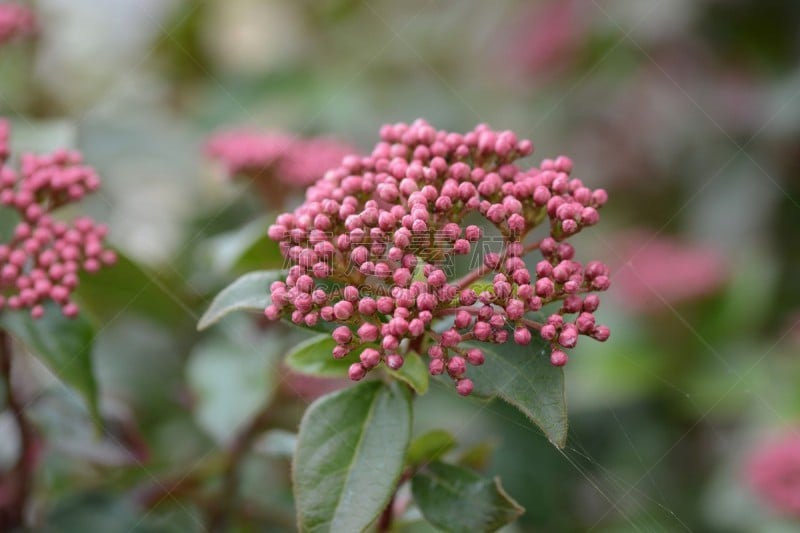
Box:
411, 461, 523, 533
197, 270, 283, 330
467, 338, 568, 448
1, 304, 100, 423
293, 380, 412, 533
387, 352, 429, 395
285, 334, 375, 378
407, 430, 457, 467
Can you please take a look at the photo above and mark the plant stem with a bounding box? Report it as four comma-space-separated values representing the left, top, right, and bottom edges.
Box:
206, 403, 273, 533
0, 328, 36, 530
377, 470, 412, 532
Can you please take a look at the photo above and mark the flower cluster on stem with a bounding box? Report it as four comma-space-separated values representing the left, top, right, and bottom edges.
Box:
0, 119, 116, 318
0, 3, 35, 46
264, 119, 610, 395
205, 129, 357, 187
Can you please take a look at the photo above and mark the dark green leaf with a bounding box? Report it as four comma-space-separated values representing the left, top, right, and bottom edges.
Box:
294, 381, 412, 532
197, 270, 283, 330
411, 461, 523, 533
387, 352, 429, 395
407, 430, 457, 467
1, 304, 100, 423
467, 338, 568, 448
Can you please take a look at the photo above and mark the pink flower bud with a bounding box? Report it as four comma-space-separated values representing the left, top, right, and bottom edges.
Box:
583, 294, 600, 312
466, 348, 484, 366
429, 358, 445, 375
333, 300, 354, 320
514, 327, 532, 345
558, 325, 578, 348
360, 348, 381, 369
535, 278, 554, 298
456, 378, 474, 396
592, 325, 610, 341
332, 326, 352, 345
473, 321, 492, 341
550, 350, 568, 367
348, 363, 367, 380
447, 356, 466, 377
465, 225, 482, 241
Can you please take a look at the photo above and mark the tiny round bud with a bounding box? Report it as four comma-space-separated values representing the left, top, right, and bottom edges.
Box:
456, 378, 474, 396
386, 354, 404, 369
349, 363, 367, 381
360, 348, 382, 369
514, 327, 532, 345
332, 326, 352, 345
465, 348, 485, 366
550, 350, 568, 367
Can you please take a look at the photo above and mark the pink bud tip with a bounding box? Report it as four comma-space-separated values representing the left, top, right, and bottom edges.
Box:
550, 350, 568, 367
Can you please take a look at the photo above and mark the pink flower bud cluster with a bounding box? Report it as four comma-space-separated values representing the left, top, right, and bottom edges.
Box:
746, 430, 800, 517
610, 231, 727, 312
0, 119, 116, 318
263, 119, 610, 395
0, 3, 35, 46
204, 129, 358, 187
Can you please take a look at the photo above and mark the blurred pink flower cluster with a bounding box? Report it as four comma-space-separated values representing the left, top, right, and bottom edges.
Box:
509, 1, 583, 78
0, 119, 116, 318
746, 430, 800, 517
610, 232, 727, 312
204, 128, 358, 194
0, 2, 35, 46
264, 119, 611, 395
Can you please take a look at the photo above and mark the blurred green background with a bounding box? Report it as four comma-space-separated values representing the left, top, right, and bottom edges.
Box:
2, 0, 800, 531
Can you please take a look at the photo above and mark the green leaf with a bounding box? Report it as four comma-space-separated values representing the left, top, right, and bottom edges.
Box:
1, 304, 100, 423
387, 352, 429, 395
467, 338, 568, 448
407, 430, 457, 467
197, 270, 283, 330
411, 461, 524, 533
254, 429, 297, 459
187, 319, 281, 444
76, 250, 190, 328
200, 216, 284, 275
285, 334, 374, 378
456, 441, 495, 471
293, 380, 412, 533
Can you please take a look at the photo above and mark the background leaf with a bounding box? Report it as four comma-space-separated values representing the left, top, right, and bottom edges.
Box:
76, 250, 190, 328
1, 305, 100, 423
467, 338, 568, 448
293, 380, 412, 532
197, 270, 282, 330
406, 430, 457, 468
411, 461, 524, 533
187, 319, 282, 444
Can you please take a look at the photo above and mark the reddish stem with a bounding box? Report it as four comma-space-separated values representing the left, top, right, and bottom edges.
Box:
0, 328, 36, 530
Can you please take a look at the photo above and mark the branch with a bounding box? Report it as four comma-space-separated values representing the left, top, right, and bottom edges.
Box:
0, 328, 37, 530
205, 403, 273, 532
